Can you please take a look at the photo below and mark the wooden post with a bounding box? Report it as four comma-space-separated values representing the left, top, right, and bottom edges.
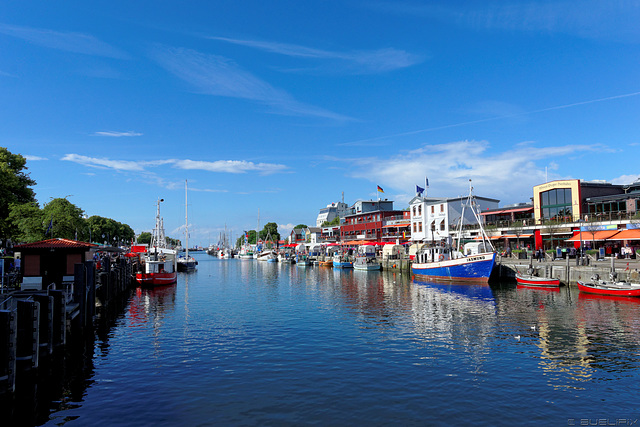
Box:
0, 308, 16, 393
16, 299, 39, 370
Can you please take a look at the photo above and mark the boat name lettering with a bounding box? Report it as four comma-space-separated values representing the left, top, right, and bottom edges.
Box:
467, 256, 485, 262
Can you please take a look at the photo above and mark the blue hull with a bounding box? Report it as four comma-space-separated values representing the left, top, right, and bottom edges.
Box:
412, 253, 496, 283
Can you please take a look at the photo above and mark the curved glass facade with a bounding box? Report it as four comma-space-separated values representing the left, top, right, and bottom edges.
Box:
540, 188, 573, 221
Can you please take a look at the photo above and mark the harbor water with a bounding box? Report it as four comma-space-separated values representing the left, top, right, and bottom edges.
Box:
15, 252, 640, 425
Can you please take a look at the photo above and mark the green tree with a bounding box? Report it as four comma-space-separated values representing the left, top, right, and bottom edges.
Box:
259, 222, 280, 243
0, 147, 37, 238
138, 232, 151, 245
294, 224, 308, 230
41, 198, 86, 240
87, 215, 136, 245
8, 201, 44, 242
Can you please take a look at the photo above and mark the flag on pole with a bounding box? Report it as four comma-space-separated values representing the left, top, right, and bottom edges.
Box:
416, 185, 425, 195
377, 185, 384, 193
425, 177, 429, 187
46, 218, 53, 236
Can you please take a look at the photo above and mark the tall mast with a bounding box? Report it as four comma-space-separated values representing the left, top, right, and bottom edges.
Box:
185, 180, 189, 258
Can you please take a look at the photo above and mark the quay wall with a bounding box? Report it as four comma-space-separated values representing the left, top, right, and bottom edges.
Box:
315, 254, 640, 284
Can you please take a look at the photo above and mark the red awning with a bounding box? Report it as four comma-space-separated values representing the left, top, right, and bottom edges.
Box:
565, 230, 621, 242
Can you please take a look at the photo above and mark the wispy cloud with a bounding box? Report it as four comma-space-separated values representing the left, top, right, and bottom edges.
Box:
340, 140, 605, 204
62, 154, 288, 175
62, 154, 148, 171
370, 1, 640, 42
0, 23, 129, 58
24, 155, 48, 161
92, 131, 143, 137
150, 46, 351, 120
209, 36, 423, 73
339, 90, 640, 146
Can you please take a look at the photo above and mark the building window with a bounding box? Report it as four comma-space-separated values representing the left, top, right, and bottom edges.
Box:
413, 206, 416, 216
440, 204, 444, 212
413, 223, 417, 232
431, 206, 434, 214
440, 222, 445, 231
418, 205, 422, 215
418, 222, 422, 232
540, 188, 573, 221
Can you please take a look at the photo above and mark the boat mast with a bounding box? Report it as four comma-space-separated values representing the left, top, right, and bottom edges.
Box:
185, 180, 189, 259
152, 198, 165, 249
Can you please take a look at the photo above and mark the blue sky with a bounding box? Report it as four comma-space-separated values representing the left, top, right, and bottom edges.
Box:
2, 1, 640, 247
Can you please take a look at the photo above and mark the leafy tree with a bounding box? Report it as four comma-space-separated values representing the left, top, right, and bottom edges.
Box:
294, 224, 308, 230
235, 230, 257, 248
259, 222, 280, 242
0, 147, 37, 238
41, 198, 86, 240
8, 201, 44, 242
87, 215, 135, 245
138, 232, 151, 245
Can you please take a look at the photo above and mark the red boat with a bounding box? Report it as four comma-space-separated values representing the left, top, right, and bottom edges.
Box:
577, 279, 640, 297
134, 198, 178, 287
515, 272, 560, 287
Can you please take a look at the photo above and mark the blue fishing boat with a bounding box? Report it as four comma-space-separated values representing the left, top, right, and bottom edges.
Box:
411, 182, 496, 283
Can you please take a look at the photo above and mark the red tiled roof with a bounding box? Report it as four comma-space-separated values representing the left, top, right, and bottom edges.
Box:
15, 238, 98, 249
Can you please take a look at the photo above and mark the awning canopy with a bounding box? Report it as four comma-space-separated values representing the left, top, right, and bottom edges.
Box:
480, 206, 533, 216
606, 229, 640, 241
565, 230, 621, 242
501, 234, 533, 239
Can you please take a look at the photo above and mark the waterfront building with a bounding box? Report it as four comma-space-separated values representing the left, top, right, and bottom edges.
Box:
339, 199, 404, 243
316, 201, 350, 227
408, 193, 499, 243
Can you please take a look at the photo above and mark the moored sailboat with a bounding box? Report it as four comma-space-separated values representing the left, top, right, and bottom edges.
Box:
177, 180, 197, 272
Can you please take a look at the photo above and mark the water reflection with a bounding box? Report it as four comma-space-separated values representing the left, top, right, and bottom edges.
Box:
19, 257, 640, 425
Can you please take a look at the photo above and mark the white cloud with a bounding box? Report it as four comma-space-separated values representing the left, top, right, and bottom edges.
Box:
24, 155, 48, 161
61, 154, 146, 171
62, 154, 288, 175
171, 159, 287, 175
0, 23, 129, 58
610, 174, 640, 185
150, 46, 351, 120
341, 140, 603, 205
209, 36, 423, 74
92, 131, 143, 137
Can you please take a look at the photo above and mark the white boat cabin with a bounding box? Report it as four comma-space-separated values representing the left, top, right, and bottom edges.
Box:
143, 249, 176, 274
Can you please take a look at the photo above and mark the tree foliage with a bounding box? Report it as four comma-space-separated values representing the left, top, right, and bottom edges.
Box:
259, 222, 280, 242
138, 232, 151, 245
235, 230, 257, 248
294, 224, 308, 230
0, 147, 37, 238
86, 215, 135, 245
321, 217, 340, 227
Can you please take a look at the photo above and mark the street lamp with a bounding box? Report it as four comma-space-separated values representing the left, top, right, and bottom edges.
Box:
577, 219, 584, 266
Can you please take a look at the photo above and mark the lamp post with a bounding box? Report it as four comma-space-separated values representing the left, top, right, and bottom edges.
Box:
577, 219, 584, 266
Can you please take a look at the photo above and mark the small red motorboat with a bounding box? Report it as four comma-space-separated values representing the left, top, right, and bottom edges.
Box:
515, 272, 560, 287
577, 274, 640, 297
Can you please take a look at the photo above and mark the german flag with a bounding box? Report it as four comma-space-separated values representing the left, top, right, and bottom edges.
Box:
377, 185, 384, 193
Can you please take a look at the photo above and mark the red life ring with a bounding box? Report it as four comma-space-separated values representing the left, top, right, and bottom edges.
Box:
438, 254, 445, 261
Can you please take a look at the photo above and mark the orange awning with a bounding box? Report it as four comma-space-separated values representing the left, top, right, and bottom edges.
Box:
606, 229, 640, 240
501, 234, 533, 239
565, 230, 621, 242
